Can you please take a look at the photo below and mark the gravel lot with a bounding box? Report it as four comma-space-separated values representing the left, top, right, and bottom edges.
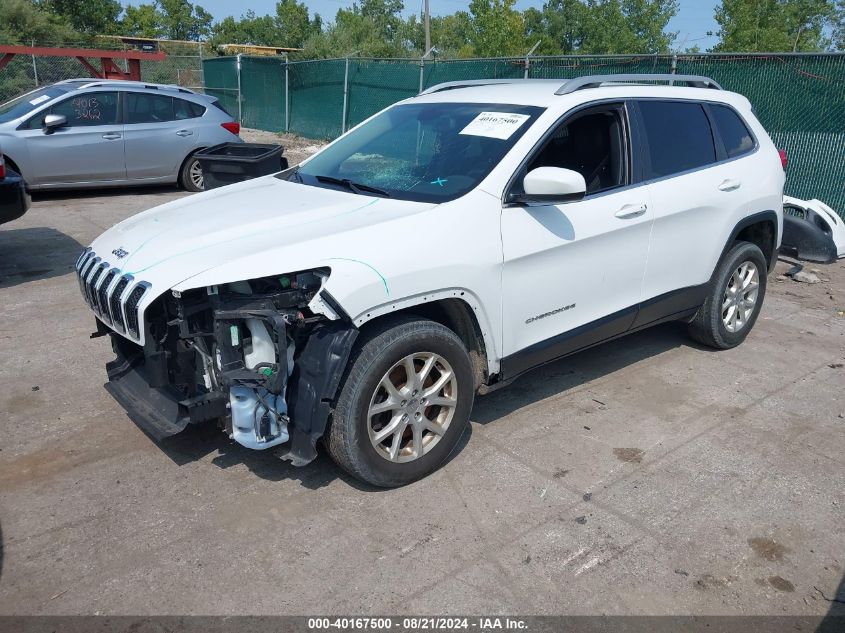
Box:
1, 173, 844, 616
240, 128, 325, 166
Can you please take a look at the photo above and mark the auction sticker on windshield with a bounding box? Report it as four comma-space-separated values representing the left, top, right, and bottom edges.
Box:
459, 111, 531, 140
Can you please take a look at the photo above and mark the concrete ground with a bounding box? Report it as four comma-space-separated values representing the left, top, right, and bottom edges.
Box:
1, 182, 844, 617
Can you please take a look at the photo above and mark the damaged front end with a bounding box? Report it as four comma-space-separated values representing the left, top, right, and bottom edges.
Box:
102, 270, 357, 466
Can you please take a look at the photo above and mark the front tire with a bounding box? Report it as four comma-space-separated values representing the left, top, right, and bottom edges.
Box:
179, 154, 204, 192
327, 317, 474, 487
688, 241, 768, 349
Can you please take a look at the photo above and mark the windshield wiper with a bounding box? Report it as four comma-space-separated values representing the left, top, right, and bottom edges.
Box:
315, 175, 391, 198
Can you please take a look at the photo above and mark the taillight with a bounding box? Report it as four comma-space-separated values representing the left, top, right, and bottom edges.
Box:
221, 121, 240, 136
0, 155, 5, 180
778, 149, 787, 170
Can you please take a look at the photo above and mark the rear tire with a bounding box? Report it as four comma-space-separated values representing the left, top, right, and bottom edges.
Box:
179, 154, 204, 192
688, 241, 768, 349
326, 317, 474, 488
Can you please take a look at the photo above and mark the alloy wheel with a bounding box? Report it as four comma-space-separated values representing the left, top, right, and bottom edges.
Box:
722, 260, 759, 333
189, 159, 204, 190
367, 352, 458, 463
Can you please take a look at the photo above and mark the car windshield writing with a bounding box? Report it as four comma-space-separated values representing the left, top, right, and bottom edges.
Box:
296, 102, 544, 203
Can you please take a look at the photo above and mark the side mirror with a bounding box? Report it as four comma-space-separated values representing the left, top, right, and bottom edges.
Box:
42, 114, 68, 134
513, 167, 586, 205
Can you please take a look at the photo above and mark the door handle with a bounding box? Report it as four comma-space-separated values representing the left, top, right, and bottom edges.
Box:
101, 133, 122, 140
615, 203, 648, 219
718, 178, 742, 192
176, 130, 193, 137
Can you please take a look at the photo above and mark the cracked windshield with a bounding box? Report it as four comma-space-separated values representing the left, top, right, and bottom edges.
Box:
296, 102, 544, 203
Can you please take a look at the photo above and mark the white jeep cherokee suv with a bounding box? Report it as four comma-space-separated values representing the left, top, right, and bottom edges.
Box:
76, 74, 784, 487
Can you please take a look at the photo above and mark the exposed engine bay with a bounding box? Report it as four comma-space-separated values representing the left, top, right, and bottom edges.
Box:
101, 270, 358, 466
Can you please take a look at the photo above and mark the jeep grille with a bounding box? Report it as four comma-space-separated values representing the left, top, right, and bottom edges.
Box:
75, 249, 150, 340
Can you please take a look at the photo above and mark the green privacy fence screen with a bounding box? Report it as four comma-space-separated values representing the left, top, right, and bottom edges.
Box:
204, 53, 845, 216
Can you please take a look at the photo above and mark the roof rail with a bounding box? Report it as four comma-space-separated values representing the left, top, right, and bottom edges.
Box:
418, 74, 722, 97
419, 79, 524, 95
555, 74, 722, 95
74, 79, 196, 94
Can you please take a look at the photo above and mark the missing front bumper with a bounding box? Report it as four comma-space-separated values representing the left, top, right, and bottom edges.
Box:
105, 348, 227, 441
102, 317, 358, 467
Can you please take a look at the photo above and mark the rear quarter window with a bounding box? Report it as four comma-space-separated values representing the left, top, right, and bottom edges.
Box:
637, 100, 716, 179
210, 99, 233, 117
709, 104, 755, 158
174, 98, 205, 119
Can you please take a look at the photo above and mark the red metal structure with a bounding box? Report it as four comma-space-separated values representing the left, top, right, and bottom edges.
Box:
0, 45, 166, 82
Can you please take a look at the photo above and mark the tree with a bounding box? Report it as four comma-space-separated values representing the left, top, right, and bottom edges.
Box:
517, 0, 677, 55
0, 0, 79, 45
304, 0, 409, 57
210, 11, 281, 47
712, 0, 835, 52
430, 12, 475, 56
836, 0, 845, 49
122, 3, 163, 38
780, 0, 836, 50
577, 0, 678, 54
467, 0, 527, 57
619, 0, 679, 52
528, 0, 590, 54
41, 0, 122, 35
158, 0, 213, 41
122, 0, 213, 41
275, 0, 321, 48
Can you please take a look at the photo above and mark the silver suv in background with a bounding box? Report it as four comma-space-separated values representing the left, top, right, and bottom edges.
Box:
0, 79, 242, 192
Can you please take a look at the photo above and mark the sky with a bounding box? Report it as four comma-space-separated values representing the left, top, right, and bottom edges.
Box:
129, 0, 723, 50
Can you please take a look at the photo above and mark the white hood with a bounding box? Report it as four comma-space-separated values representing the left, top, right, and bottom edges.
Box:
90, 175, 435, 297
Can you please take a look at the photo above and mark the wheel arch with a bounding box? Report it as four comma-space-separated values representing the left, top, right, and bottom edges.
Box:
177, 147, 206, 182
721, 210, 779, 273
354, 294, 493, 390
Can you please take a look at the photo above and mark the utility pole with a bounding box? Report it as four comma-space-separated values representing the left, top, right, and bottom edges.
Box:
31, 40, 38, 88
424, 0, 431, 53
523, 40, 540, 80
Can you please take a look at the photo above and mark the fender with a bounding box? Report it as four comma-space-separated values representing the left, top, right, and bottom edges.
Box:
316, 287, 501, 377
718, 209, 780, 273
177, 146, 206, 179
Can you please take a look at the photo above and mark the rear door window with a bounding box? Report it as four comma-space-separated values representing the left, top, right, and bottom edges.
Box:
126, 92, 175, 123
637, 100, 716, 179
709, 104, 755, 158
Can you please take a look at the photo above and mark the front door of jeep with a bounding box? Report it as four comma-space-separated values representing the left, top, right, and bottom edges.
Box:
500, 102, 652, 374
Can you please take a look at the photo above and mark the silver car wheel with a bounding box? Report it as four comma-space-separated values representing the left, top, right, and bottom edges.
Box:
189, 159, 204, 190
367, 352, 458, 463
722, 261, 759, 333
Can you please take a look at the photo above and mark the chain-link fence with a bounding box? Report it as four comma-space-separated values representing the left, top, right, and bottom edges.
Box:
0, 40, 207, 103
204, 53, 845, 216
